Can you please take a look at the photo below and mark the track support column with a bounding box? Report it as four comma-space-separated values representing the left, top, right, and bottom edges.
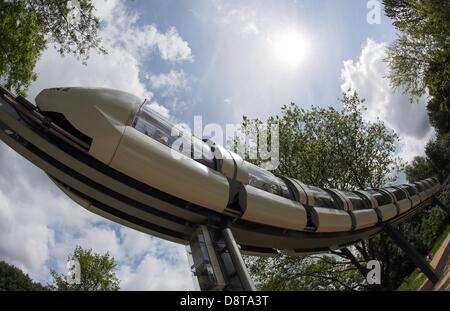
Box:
383, 223, 440, 284
187, 224, 256, 291
222, 227, 256, 291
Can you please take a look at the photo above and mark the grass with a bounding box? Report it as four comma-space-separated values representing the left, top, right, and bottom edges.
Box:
397, 223, 450, 291
397, 268, 427, 291
430, 224, 450, 255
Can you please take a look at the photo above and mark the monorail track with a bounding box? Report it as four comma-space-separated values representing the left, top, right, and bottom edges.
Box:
0, 85, 444, 256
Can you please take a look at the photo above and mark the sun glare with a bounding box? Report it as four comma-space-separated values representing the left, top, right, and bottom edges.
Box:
272, 29, 309, 68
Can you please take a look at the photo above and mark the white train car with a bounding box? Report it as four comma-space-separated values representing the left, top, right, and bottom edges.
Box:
0, 86, 442, 254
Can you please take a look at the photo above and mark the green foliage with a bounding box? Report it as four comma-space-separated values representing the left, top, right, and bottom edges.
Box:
398, 223, 450, 291
0, 1, 46, 95
241, 93, 406, 290
404, 156, 434, 182
425, 133, 450, 182
404, 133, 449, 183
241, 92, 403, 189
0, 261, 48, 291
383, 0, 450, 98
242, 93, 448, 291
22, 0, 107, 61
430, 223, 450, 255
383, 0, 450, 134
247, 255, 366, 291
397, 268, 426, 291
50, 246, 120, 291
0, 0, 105, 95
424, 54, 450, 133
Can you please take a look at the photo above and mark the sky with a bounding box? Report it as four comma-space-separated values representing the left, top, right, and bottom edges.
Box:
0, 0, 434, 290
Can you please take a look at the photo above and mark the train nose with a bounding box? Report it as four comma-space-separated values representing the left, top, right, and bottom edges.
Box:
36, 87, 143, 164
36, 87, 142, 121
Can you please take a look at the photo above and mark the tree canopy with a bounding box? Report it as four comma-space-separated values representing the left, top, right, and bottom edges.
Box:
50, 246, 120, 291
0, 261, 48, 291
383, 0, 450, 134
0, 0, 105, 95
404, 156, 435, 183
241, 92, 403, 189
241, 93, 447, 290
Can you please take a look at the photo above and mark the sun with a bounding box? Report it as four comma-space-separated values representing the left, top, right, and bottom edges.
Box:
272, 29, 309, 68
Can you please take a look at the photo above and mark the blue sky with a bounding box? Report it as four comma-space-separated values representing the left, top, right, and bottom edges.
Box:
0, 0, 433, 290
125, 0, 398, 125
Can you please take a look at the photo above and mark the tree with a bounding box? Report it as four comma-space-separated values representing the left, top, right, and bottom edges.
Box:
425, 133, 450, 182
50, 246, 120, 291
0, 261, 48, 291
240, 92, 408, 290
383, 0, 450, 134
241, 92, 448, 290
0, 1, 46, 95
0, 0, 106, 95
248, 255, 366, 291
404, 133, 449, 183
404, 156, 434, 182
240, 92, 403, 189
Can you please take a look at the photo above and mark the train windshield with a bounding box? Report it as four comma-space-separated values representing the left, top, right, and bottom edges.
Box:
133, 104, 215, 168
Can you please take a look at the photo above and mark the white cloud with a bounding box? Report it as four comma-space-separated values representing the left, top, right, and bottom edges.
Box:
146, 69, 189, 97
117, 252, 193, 291
242, 22, 259, 35
27, 0, 193, 102
0, 143, 194, 289
215, 2, 260, 36
0, 0, 194, 290
340, 38, 434, 163
154, 27, 193, 62
116, 232, 193, 290
93, 0, 193, 63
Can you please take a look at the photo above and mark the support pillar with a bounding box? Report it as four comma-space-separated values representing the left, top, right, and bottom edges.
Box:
222, 227, 256, 291
383, 223, 440, 284
187, 224, 256, 291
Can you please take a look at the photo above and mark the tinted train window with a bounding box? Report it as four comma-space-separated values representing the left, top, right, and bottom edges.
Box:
341, 191, 371, 210
421, 181, 431, 189
421, 180, 431, 189
427, 179, 437, 186
247, 162, 293, 200
424, 180, 434, 188
133, 104, 215, 168
367, 189, 393, 206
403, 185, 417, 196
326, 190, 345, 210
387, 187, 407, 200
413, 182, 425, 192
308, 186, 342, 210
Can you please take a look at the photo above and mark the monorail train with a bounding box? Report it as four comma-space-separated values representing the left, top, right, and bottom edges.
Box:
0, 86, 442, 256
